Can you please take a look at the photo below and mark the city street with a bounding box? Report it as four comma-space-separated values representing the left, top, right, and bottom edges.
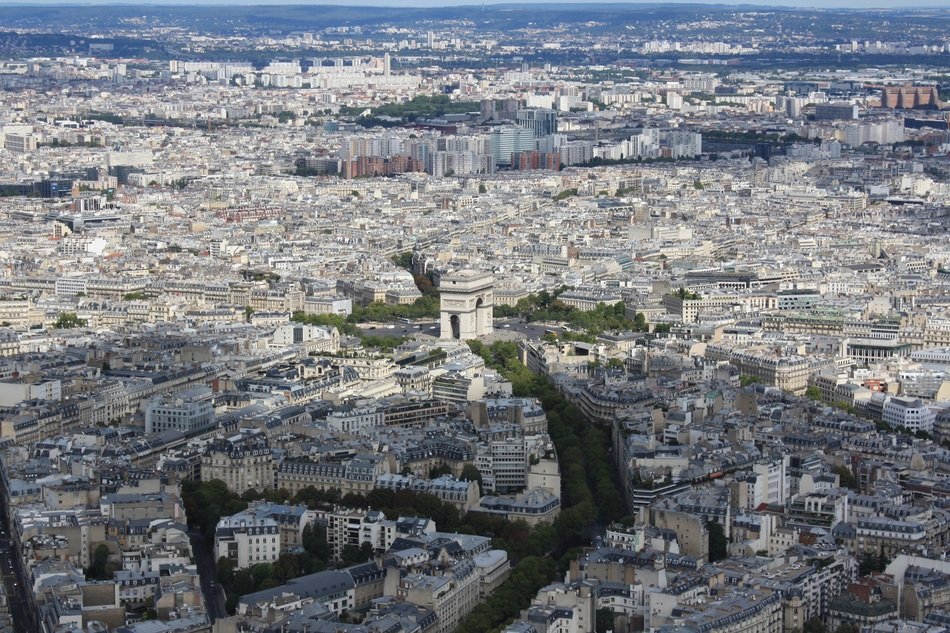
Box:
358, 318, 561, 341
189, 529, 227, 621
0, 497, 33, 633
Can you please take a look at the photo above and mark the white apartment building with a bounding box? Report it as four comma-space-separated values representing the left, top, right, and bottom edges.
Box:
0, 379, 61, 406
475, 437, 527, 494
326, 509, 391, 562
271, 323, 340, 352
664, 292, 777, 324
302, 296, 352, 316
735, 462, 790, 511
325, 407, 385, 433
753, 456, 791, 506
882, 396, 935, 433
215, 514, 280, 569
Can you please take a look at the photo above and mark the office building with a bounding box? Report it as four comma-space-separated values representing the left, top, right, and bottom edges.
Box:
143, 386, 214, 435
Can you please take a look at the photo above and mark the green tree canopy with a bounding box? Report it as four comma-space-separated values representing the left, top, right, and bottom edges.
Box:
86, 543, 116, 580
708, 520, 728, 562
833, 464, 857, 490
54, 312, 87, 329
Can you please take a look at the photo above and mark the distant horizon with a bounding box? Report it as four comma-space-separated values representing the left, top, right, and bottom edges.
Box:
3, 0, 950, 9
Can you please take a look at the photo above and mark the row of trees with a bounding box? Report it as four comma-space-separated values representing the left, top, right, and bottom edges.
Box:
356, 116, 402, 129
356, 334, 410, 352
369, 94, 480, 120
181, 479, 248, 542
290, 311, 411, 351
458, 340, 629, 633
291, 311, 360, 336
495, 290, 647, 336
553, 187, 578, 201
674, 287, 702, 300
351, 295, 440, 321
54, 312, 87, 329
454, 556, 557, 633
291, 295, 440, 331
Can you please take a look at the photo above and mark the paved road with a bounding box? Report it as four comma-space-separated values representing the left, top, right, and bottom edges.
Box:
492, 319, 564, 341
189, 529, 227, 621
0, 497, 34, 633
358, 318, 561, 341
360, 321, 439, 338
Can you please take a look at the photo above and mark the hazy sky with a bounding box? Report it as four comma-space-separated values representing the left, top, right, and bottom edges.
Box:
6, 0, 950, 7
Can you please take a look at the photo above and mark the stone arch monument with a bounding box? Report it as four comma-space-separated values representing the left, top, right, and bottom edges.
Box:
439, 270, 494, 339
